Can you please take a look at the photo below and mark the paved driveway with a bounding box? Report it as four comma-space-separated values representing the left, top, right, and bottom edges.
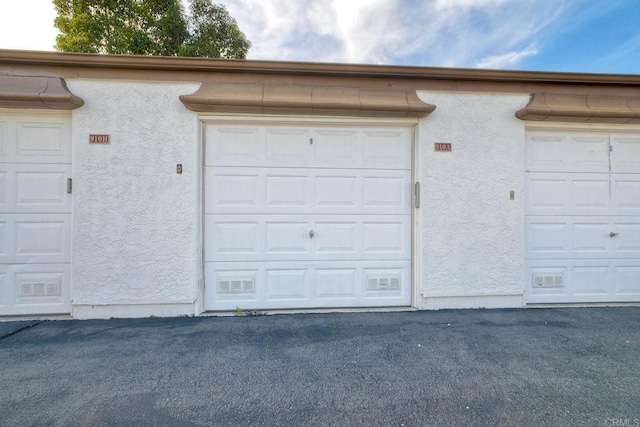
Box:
1, 308, 638, 426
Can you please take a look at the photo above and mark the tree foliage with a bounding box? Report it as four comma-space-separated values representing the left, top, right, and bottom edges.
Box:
53, 0, 251, 59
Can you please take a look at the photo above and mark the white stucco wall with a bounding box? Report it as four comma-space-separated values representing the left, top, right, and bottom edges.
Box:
67, 80, 201, 318
416, 91, 529, 309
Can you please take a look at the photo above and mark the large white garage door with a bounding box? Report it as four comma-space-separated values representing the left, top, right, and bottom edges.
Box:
204, 122, 413, 311
0, 113, 72, 315
526, 129, 640, 303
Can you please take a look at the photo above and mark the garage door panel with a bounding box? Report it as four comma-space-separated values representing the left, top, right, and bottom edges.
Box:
0, 263, 71, 315
615, 266, 640, 293
572, 177, 609, 211
313, 222, 357, 254
206, 124, 412, 170
363, 176, 407, 209
265, 222, 309, 254
528, 173, 640, 217
0, 214, 71, 264
572, 222, 609, 255
362, 129, 412, 169
208, 268, 257, 301
0, 163, 71, 213
526, 132, 609, 172
527, 259, 640, 303
527, 216, 637, 260
207, 167, 410, 215
526, 174, 569, 215
266, 128, 311, 164
266, 175, 309, 207
206, 214, 411, 262
572, 266, 610, 295
613, 222, 640, 256
16, 221, 65, 256
18, 123, 63, 155
0, 270, 5, 306
527, 264, 568, 300
0, 221, 5, 257
0, 118, 71, 164
0, 171, 6, 207
316, 269, 357, 299
314, 129, 358, 167
316, 176, 357, 208
205, 126, 265, 166
527, 173, 611, 216
265, 268, 309, 301
16, 171, 67, 209
205, 260, 411, 310
363, 221, 408, 254
570, 134, 610, 172
207, 221, 260, 257
526, 133, 568, 172
610, 134, 640, 173
526, 220, 570, 257
205, 171, 259, 211
611, 175, 640, 215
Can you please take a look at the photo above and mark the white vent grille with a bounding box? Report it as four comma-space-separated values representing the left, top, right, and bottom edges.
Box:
367, 276, 401, 291
218, 279, 255, 293
532, 275, 564, 288
18, 282, 61, 297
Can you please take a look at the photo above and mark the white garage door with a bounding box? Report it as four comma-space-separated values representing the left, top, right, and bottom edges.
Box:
204, 122, 413, 311
525, 129, 640, 303
0, 113, 72, 315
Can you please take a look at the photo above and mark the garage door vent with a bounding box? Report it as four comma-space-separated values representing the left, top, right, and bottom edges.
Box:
532, 275, 564, 288
218, 279, 255, 293
367, 277, 401, 291
18, 282, 61, 297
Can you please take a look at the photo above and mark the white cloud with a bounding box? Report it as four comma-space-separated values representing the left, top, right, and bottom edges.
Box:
216, 0, 573, 68
0, 0, 585, 71
332, 0, 399, 63
475, 44, 539, 69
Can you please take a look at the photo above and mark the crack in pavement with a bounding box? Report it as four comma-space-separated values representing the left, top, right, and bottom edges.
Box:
0, 320, 44, 341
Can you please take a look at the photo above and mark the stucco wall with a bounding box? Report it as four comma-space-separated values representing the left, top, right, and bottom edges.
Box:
67, 80, 201, 317
416, 92, 529, 308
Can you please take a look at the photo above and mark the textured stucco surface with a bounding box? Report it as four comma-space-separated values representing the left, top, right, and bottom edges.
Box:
416, 92, 529, 305
67, 81, 201, 310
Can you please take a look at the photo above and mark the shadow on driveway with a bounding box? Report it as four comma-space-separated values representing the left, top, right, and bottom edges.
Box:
1, 307, 639, 426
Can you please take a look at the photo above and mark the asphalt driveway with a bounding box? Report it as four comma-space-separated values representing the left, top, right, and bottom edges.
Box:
1, 308, 638, 426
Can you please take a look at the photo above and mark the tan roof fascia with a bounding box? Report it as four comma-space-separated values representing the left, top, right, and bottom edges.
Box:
517, 93, 640, 124
179, 82, 436, 118
0, 75, 84, 110
2, 50, 640, 86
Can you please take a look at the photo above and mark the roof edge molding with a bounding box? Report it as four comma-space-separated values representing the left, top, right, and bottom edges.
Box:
0, 75, 84, 110
516, 93, 640, 124
180, 83, 435, 118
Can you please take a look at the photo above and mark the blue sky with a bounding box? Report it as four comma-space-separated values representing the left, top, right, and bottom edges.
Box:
0, 0, 639, 74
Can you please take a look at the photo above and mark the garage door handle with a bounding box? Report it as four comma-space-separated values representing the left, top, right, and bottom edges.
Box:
309, 229, 314, 238
610, 232, 619, 237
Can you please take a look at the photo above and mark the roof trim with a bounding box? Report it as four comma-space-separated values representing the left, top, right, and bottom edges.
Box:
180, 82, 435, 118
2, 50, 640, 86
0, 75, 84, 110
516, 93, 640, 124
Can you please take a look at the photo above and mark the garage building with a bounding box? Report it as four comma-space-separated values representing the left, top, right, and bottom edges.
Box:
0, 50, 638, 318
